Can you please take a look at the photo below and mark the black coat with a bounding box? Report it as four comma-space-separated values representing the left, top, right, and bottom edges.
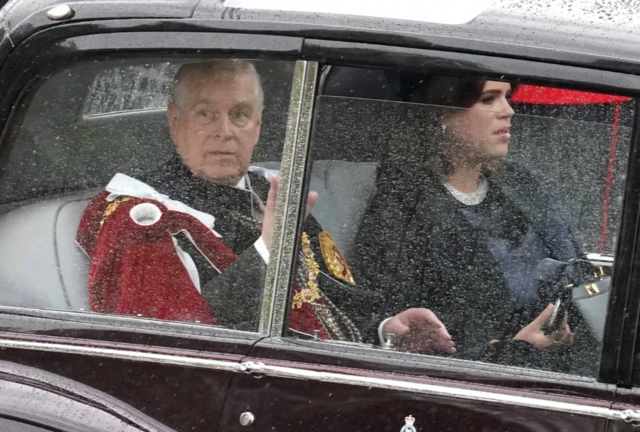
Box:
352, 162, 599, 373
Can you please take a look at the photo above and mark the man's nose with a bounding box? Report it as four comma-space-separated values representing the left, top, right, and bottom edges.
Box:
213, 116, 233, 139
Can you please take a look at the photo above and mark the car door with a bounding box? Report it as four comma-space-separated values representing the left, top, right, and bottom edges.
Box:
606, 240, 640, 430
218, 40, 640, 431
0, 12, 308, 431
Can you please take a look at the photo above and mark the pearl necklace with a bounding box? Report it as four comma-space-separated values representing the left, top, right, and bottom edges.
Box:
443, 178, 488, 206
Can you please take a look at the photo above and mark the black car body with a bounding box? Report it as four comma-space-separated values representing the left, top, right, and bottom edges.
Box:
1, 0, 640, 431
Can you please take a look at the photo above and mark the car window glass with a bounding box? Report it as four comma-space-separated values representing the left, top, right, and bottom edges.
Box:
83, 63, 178, 116
0, 57, 296, 333
286, 65, 633, 377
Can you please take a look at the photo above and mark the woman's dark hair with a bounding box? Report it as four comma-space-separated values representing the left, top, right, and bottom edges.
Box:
408, 75, 487, 108
388, 73, 516, 179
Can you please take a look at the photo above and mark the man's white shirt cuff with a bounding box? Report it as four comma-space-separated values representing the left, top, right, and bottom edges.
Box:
254, 236, 270, 264
378, 317, 393, 345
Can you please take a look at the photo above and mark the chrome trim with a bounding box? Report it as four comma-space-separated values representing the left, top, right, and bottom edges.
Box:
253, 362, 622, 421
620, 409, 640, 423
0, 338, 241, 372
258, 60, 306, 334
0, 305, 258, 340
586, 252, 615, 266
46, 4, 74, 21
259, 60, 319, 336
0, 338, 628, 422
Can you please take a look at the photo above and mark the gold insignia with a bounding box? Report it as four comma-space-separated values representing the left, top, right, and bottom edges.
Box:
292, 232, 321, 309
99, 196, 132, 230
318, 231, 355, 285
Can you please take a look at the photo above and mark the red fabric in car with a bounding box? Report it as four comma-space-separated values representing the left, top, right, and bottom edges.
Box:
76, 191, 328, 338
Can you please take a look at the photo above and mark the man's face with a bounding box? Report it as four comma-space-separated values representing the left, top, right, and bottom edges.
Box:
167, 72, 262, 185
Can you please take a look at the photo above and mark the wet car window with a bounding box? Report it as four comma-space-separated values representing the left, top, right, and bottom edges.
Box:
288, 65, 633, 377
0, 57, 297, 333
83, 63, 178, 116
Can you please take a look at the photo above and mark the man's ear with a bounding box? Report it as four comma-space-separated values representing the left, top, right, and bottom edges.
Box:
256, 107, 263, 130
253, 107, 263, 142
167, 102, 179, 140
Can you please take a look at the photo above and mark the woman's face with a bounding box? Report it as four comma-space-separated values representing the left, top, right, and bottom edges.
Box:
442, 81, 515, 162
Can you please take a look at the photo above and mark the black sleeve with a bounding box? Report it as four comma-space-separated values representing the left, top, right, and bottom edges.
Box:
349, 182, 434, 343
200, 246, 266, 332
349, 175, 472, 345
316, 272, 385, 342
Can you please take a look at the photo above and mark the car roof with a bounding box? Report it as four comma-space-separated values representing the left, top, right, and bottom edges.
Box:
1, 0, 640, 72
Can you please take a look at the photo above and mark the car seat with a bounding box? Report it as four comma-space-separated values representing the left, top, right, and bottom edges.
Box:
0, 161, 377, 311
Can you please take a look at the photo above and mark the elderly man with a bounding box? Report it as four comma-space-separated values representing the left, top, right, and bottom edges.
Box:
76, 59, 362, 341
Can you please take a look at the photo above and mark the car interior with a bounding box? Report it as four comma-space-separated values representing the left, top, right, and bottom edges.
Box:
0, 59, 381, 313
0, 59, 632, 329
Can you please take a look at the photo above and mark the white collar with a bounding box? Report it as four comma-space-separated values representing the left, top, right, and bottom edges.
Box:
235, 176, 246, 190
443, 178, 489, 206
105, 173, 218, 234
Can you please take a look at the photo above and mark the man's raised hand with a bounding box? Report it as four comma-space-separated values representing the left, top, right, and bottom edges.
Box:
262, 176, 318, 249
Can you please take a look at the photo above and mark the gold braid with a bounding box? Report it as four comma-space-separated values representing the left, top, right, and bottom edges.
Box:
292, 232, 362, 343
99, 196, 132, 230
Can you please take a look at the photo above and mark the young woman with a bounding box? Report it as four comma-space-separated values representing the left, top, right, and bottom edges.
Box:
353, 75, 597, 373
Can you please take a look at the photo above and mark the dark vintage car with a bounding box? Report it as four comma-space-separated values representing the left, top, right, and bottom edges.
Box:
2, 0, 640, 430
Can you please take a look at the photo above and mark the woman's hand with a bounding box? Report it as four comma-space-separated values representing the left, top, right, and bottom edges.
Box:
513, 304, 575, 350
383, 308, 456, 355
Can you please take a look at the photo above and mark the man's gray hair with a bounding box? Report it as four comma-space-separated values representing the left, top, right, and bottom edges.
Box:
169, 59, 264, 109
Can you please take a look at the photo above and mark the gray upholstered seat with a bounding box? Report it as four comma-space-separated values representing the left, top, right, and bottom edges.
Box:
0, 161, 377, 311
252, 160, 378, 259
0, 192, 94, 310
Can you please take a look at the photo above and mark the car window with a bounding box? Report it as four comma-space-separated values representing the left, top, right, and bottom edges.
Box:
0, 57, 297, 333
286, 65, 633, 377
83, 63, 178, 117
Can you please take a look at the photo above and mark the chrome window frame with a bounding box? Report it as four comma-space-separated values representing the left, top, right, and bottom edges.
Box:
260, 60, 319, 336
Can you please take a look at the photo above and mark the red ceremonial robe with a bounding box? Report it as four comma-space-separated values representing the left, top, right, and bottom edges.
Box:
76, 189, 329, 338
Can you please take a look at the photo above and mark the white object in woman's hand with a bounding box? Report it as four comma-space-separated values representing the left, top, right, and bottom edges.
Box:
383, 308, 456, 354
513, 304, 575, 350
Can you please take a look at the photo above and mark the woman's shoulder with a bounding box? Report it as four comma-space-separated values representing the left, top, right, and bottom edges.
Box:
361, 167, 454, 243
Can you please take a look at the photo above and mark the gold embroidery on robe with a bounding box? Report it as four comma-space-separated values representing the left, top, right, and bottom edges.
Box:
318, 231, 355, 285
99, 196, 132, 230
292, 232, 321, 309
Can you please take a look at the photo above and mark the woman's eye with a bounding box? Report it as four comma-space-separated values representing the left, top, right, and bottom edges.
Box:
481, 96, 495, 104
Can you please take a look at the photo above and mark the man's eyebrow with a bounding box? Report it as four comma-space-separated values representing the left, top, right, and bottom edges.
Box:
190, 100, 255, 111
233, 101, 254, 111
192, 98, 213, 107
